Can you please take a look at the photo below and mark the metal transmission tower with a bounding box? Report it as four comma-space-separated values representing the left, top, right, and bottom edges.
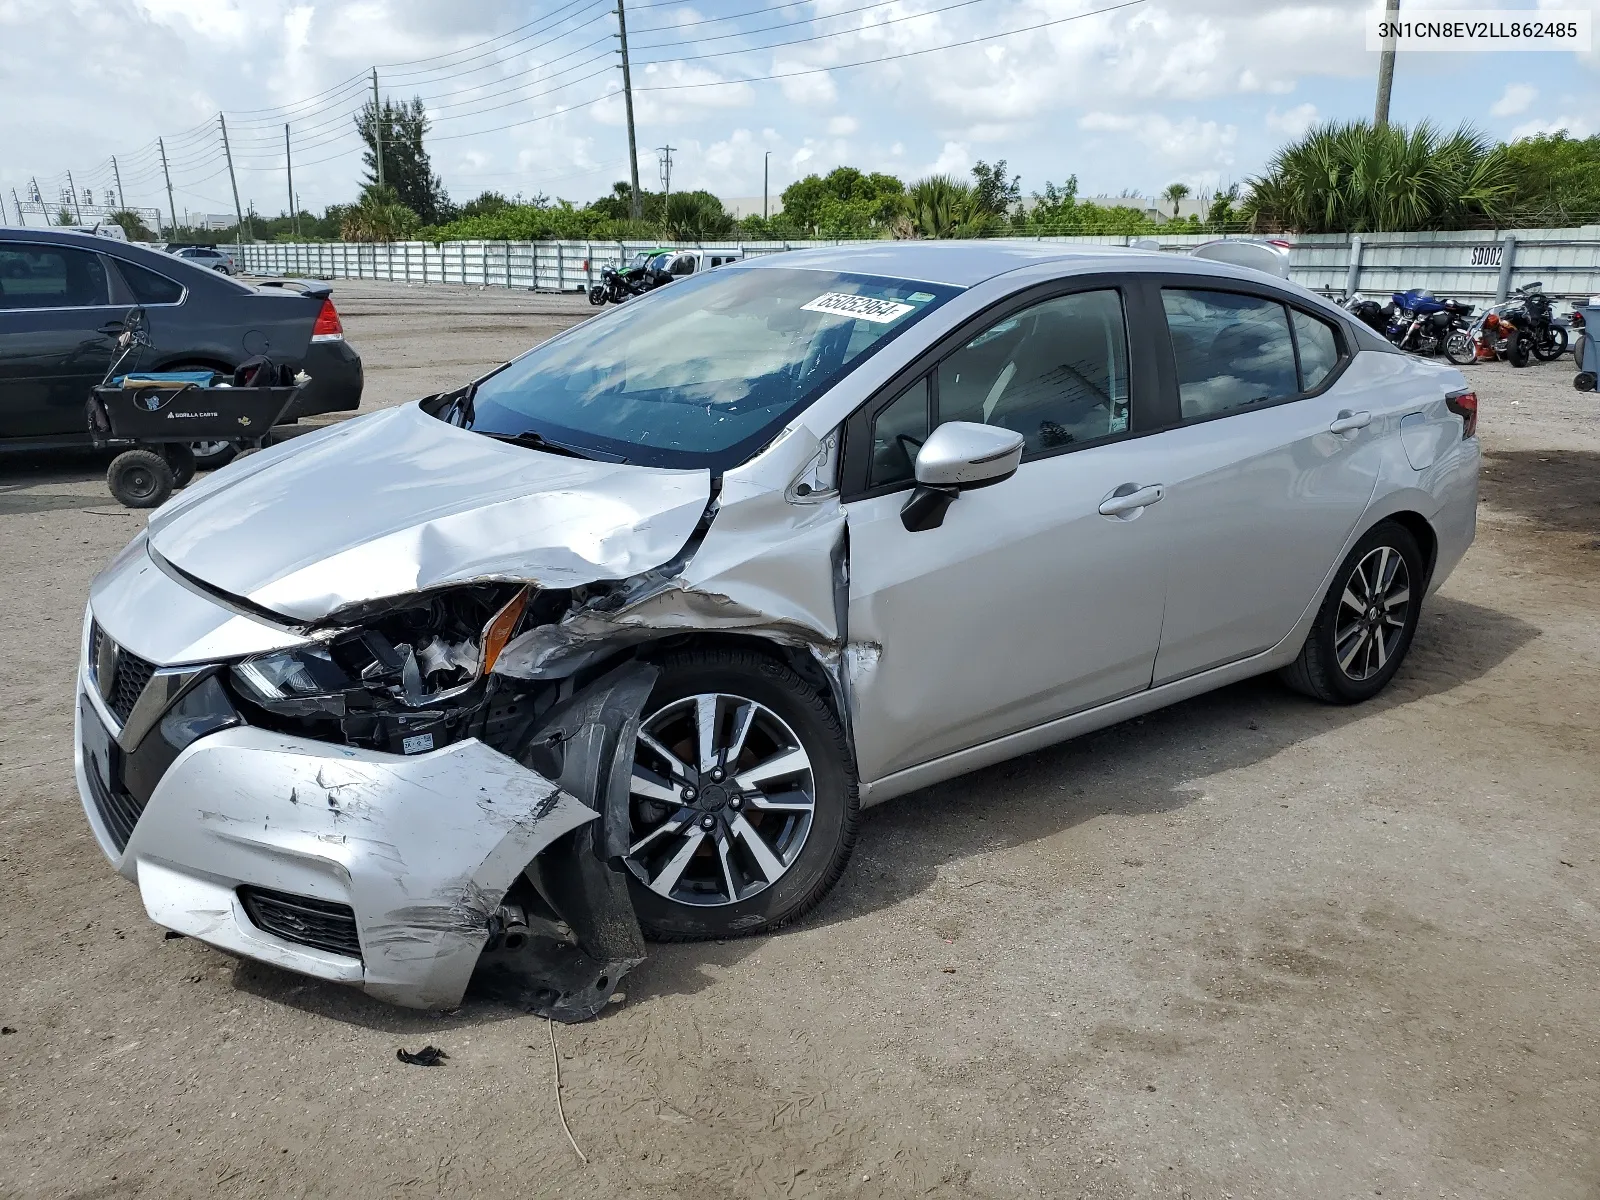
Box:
658, 145, 676, 207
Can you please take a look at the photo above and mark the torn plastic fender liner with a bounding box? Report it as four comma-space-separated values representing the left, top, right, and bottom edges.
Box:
470, 662, 657, 1022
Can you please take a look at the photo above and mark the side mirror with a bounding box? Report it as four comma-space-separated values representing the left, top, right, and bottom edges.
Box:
901, 421, 1025, 532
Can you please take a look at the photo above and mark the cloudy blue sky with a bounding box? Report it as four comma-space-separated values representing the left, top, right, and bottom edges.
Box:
2, 0, 1595, 224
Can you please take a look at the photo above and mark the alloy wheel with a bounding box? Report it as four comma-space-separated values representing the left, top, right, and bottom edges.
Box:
1334, 545, 1411, 682
627, 693, 816, 907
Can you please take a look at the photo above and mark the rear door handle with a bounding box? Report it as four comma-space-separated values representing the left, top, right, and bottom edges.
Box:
1329, 410, 1371, 435
1098, 483, 1165, 517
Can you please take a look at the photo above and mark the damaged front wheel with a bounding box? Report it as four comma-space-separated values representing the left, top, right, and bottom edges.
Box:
625, 648, 858, 940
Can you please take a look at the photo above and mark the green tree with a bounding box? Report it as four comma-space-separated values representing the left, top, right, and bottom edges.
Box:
1161, 182, 1191, 218
662, 191, 735, 240
1204, 183, 1242, 229
896, 176, 996, 239
971, 160, 1021, 218
355, 96, 450, 225
107, 210, 157, 240
339, 184, 421, 242
1245, 120, 1512, 232
1499, 132, 1600, 225
55, 207, 74, 226
781, 167, 904, 236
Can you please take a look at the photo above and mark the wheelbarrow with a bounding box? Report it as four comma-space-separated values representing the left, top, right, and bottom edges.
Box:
85, 307, 306, 508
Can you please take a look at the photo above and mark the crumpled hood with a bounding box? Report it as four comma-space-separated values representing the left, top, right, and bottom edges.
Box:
147, 403, 711, 622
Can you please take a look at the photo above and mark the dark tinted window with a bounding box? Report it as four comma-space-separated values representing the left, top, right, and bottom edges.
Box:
116, 259, 185, 304
870, 376, 930, 488
937, 289, 1130, 456
1163, 289, 1299, 419
0, 243, 110, 309
1291, 308, 1340, 390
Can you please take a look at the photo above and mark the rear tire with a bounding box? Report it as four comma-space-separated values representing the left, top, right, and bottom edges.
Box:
625, 647, 858, 941
162, 442, 196, 488
107, 449, 174, 509
1280, 521, 1425, 705
1508, 334, 1531, 368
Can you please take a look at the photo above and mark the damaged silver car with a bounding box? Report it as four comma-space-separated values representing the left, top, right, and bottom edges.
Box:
75, 243, 1479, 1018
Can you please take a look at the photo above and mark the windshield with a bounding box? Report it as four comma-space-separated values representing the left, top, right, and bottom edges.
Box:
453, 266, 959, 470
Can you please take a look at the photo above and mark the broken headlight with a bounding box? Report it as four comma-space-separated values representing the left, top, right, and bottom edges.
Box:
233, 645, 350, 708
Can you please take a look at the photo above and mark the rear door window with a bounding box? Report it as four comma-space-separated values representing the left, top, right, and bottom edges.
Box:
1162, 289, 1299, 419
114, 259, 185, 305
1290, 308, 1341, 391
0, 243, 111, 309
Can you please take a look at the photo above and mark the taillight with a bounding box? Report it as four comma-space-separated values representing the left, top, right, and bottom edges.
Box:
311, 298, 343, 341
1446, 389, 1478, 439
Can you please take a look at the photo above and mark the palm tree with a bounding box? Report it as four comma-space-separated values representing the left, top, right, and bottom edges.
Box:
662, 191, 735, 241
339, 185, 421, 242
1162, 182, 1191, 218
1244, 120, 1511, 232
896, 176, 996, 239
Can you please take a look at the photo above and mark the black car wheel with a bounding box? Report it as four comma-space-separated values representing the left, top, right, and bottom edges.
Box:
187, 439, 237, 470
106, 449, 174, 509
625, 647, 859, 941
1281, 520, 1425, 705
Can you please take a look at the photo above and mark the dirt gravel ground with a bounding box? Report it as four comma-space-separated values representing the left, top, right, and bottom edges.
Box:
1, 281, 1596, 1199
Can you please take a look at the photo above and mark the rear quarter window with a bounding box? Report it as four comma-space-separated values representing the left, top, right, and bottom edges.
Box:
115, 259, 185, 305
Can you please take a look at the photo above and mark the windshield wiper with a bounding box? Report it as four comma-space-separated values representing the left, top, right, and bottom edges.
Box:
486, 428, 628, 464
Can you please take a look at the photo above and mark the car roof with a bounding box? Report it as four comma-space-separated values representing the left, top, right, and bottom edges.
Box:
0, 226, 251, 291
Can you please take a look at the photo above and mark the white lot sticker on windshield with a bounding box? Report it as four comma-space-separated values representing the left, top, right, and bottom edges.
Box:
802, 292, 916, 323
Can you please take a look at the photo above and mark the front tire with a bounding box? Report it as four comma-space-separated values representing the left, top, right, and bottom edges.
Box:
1280, 521, 1425, 704
107, 448, 174, 509
624, 647, 859, 941
1444, 330, 1477, 366
1532, 326, 1568, 362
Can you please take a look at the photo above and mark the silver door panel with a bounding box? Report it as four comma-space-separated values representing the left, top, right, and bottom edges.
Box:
845, 441, 1167, 784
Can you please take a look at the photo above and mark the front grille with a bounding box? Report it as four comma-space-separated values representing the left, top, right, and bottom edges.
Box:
238, 887, 363, 960
90, 624, 156, 724
83, 744, 146, 852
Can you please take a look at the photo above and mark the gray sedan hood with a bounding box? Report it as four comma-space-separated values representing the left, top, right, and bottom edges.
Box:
146, 403, 712, 622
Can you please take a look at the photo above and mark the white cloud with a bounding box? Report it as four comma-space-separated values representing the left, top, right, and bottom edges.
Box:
1510, 115, 1594, 140
1077, 113, 1239, 175
827, 115, 859, 136
1266, 103, 1318, 137
1490, 84, 1537, 117
921, 141, 970, 178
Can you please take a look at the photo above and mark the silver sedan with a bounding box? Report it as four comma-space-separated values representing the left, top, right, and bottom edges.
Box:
74, 243, 1479, 1018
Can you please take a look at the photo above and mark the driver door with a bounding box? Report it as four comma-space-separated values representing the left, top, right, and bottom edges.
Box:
842, 283, 1169, 785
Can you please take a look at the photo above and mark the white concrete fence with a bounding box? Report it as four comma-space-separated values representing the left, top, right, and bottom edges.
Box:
236, 226, 1600, 305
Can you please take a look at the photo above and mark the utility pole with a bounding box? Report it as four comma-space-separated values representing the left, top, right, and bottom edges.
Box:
158, 138, 177, 238
285, 123, 297, 236
29, 177, 42, 225
615, 0, 642, 220
111, 156, 125, 210
1374, 0, 1401, 129
763, 150, 771, 222
371, 68, 385, 192
65, 170, 83, 222
10, 188, 25, 226
658, 144, 675, 207
219, 113, 245, 243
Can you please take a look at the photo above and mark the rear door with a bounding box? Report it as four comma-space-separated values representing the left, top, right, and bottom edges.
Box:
1141, 281, 1386, 683
842, 278, 1171, 783
0, 241, 121, 438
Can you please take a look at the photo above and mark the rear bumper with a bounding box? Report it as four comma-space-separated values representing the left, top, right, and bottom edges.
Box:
287, 339, 363, 419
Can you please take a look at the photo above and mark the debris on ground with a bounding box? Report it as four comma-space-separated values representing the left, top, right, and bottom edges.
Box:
163, 931, 186, 941
1, 1026, 15, 1035
395, 1045, 449, 1066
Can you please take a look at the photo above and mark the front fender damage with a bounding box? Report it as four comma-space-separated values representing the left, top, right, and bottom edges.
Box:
469, 663, 657, 1022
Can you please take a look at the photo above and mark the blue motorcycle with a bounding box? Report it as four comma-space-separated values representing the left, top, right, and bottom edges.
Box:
1384, 289, 1475, 358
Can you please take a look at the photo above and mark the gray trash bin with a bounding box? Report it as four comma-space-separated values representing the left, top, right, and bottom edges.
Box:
1576, 304, 1599, 390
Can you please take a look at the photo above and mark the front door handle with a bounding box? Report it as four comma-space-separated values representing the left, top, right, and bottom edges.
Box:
1329, 409, 1371, 435
98, 321, 125, 335
1098, 483, 1165, 517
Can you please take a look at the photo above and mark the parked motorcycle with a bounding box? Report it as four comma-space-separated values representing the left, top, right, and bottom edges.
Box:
1342, 293, 1390, 335
587, 248, 674, 306
1377, 289, 1473, 358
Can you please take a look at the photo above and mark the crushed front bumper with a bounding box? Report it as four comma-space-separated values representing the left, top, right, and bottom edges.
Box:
75, 697, 600, 1009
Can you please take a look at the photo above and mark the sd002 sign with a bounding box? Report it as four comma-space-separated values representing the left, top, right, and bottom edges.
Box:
1471, 244, 1504, 268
